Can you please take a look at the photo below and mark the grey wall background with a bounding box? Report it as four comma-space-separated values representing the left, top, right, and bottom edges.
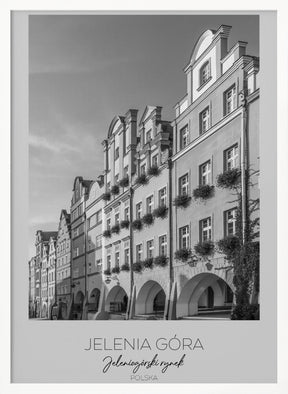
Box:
12, 11, 276, 383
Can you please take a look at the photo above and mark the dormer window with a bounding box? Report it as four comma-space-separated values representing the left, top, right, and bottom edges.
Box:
199, 61, 210, 86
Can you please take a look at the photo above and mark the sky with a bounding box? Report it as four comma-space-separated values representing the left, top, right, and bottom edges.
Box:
29, 14, 259, 258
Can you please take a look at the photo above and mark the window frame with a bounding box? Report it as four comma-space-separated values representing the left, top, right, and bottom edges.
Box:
199, 106, 210, 134
159, 234, 168, 256
179, 225, 190, 249
180, 124, 189, 150
199, 60, 211, 87
158, 187, 167, 206
199, 217, 212, 242
224, 144, 239, 171
146, 239, 154, 258
179, 173, 189, 195
224, 208, 237, 237
199, 160, 211, 186
224, 84, 237, 115
146, 195, 154, 214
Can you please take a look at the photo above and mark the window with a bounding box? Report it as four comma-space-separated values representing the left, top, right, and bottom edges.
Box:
147, 239, 154, 258
115, 212, 120, 225
136, 202, 142, 219
159, 187, 167, 206
140, 163, 146, 175
224, 85, 236, 115
146, 195, 154, 214
224, 144, 239, 171
200, 107, 210, 134
179, 226, 190, 249
179, 174, 189, 195
88, 214, 96, 229
115, 252, 120, 268
115, 174, 119, 184
106, 255, 111, 270
73, 247, 79, 258
146, 129, 152, 143
124, 247, 130, 265
199, 161, 211, 185
106, 218, 111, 230
224, 208, 237, 236
136, 244, 142, 262
115, 147, 119, 160
159, 235, 167, 256
200, 217, 212, 242
96, 259, 102, 272
152, 155, 158, 167
123, 166, 129, 177
180, 125, 189, 149
73, 227, 79, 238
96, 235, 102, 249
199, 61, 210, 86
124, 206, 129, 221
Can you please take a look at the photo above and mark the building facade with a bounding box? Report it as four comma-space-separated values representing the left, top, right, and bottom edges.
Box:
29, 25, 259, 320
56, 209, 72, 319
47, 236, 57, 317
28, 256, 36, 317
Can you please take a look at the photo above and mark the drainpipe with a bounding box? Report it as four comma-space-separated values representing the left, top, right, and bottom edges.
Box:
165, 155, 173, 320
240, 90, 248, 243
127, 186, 134, 319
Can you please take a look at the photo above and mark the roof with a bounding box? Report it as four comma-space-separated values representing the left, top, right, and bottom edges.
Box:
41, 231, 58, 242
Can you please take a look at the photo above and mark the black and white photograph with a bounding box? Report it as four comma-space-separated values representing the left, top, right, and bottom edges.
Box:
28, 14, 260, 321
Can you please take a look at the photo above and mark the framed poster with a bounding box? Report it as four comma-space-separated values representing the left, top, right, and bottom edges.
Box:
11, 10, 277, 384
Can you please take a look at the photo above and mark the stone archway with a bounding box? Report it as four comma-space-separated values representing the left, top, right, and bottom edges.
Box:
88, 288, 101, 313
73, 290, 84, 320
177, 273, 234, 318
105, 286, 128, 313
136, 280, 166, 316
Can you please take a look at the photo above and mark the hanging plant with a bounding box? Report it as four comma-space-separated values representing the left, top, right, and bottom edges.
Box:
143, 258, 154, 269
111, 185, 120, 195
154, 255, 168, 267
119, 176, 129, 188
142, 213, 154, 226
131, 219, 143, 231
102, 191, 111, 201
111, 266, 120, 274
120, 219, 130, 229
217, 236, 240, 259
174, 248, 192, 262
153, 205, 168, 219
173, 194, 191, 208
135, 173, 148, 185
103, 268, 111, 276
217, 168, 241, 189
132, 261, 143, 273
102, 229, 111, 238
194, 240, 215, 256
120, 263, 130, 272
193, 185, 214, 200
111, 224, 120, 234
147, 165, 160, 176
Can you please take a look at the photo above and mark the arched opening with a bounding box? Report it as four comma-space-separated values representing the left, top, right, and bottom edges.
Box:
177, 273, 234, 319
73, 290, 84, 320
105, 286, 128, 314
88, 288, 100, 313
136, 281, 166, 317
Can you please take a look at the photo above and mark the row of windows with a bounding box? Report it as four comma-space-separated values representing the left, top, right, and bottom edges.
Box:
58, 285, 69, 295
136, 234, 167, 262
135, 187, 167, 219
57, 255, 69, 267
87, 234, 102, 251
71, 203, 83, 221
180, 85, 237, 149
178, 144, 239, 195
179, 208, 237, 249
57, 268, 70, 281
57, 240, 70, 254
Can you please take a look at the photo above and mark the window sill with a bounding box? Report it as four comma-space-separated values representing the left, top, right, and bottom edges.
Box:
197, 76, 212, 92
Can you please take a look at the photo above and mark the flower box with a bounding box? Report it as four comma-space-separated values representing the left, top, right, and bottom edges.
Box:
154, 255, 168, 267
216, 168, 241, 189
103, 268, 111, 276
194, 240, 215, 256
153, 205, 168, 219
121, 263, 130, 272
217, 236, 240, 257
102, 192, 111, 201
102, 229, 111, 238
132, 262, 143, 273
131, 219, 143, 231
193, 184, 214, 200
142, 213, 154, 226
120, 219, 130, 229
174, 248, 192, 262
119, 177, 129, 188
111, 185, 120, 195
143, 258, 154, 269
111, 266, 120, 274
173, 194, 191, 208
135, 173, 148, 185
111, 224, 120, 234
147, 165, 160, 176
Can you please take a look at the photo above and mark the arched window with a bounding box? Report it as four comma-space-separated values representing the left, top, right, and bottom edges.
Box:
199, 60, 210, 86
